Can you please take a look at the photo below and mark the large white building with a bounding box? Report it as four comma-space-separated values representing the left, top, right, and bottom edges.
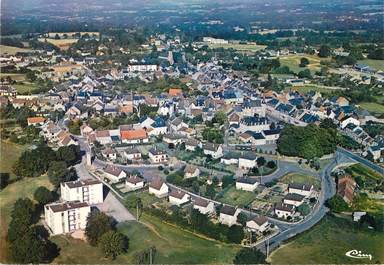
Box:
128, 64, 158, 72
60, 179, 104, 205
45, 201, 91, 235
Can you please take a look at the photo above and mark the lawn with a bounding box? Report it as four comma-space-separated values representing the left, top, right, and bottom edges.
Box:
289, 84, 339, 96
12, 82, 39, 94
0, 140, 28, 179
0, 175, 53, 262
280, 173, 321, 189
208, 43, 266, 52
52, 214, 240, 264
345, 163, 383, 182
217, 185, 255, 207
279, 55, 328, 74
268, 215, 384, 264
0, 73, 26, 81
358, 59, 384, 72
38, 38, 78, 50
0, 45, 32, 55
359, 102, 384, 115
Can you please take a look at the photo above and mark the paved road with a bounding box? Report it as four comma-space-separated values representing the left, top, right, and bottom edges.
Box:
257, 151, 350, 253
73, 136, 136, 223
337, 147, 384, 175
74, 134, 361, 254
96, 192, 135, 222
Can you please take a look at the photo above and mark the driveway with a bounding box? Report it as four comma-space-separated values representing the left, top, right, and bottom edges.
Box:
96, 192, 135, 222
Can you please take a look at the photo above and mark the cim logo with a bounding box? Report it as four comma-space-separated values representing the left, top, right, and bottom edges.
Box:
345, 250, 372, 260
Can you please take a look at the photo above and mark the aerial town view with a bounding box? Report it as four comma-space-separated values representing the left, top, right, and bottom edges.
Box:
0, 0, 383, 264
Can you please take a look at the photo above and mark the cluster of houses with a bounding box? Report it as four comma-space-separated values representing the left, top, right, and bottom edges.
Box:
274, 183, 315, 219
147, 177, 271, 234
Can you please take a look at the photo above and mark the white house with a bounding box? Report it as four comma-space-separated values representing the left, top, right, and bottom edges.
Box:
275, 202, 295, 219
238, 153, 257, 170
27, 117, 46, 126
283, 193, 305, 207
193, 198, 215, 215
219, 205, 240, 226
236, 177, 259, 192
45, 201, 91, 235
184, 165, 200, 178
262, 128, 281, 144
288, 183, 314, 198
120, 128, 148, 144
140, 117, 155, 129
95, 130, 112, 145
221, 153, 239, 165
148, 148, 168, 163
340, 116, 360, 129
185, 138, 200, 151
163, 133, 185, 146
168, 189, 190, 206
103, 165, 127, 182
246, 216, 269, 233
203, 143, 223, 159
149, 179, 169, 198
125, 175, 145, 191
60, 179, 104, 205
102, 147, 117, 161
80, 124, 94, 137
124, 147, 142, 160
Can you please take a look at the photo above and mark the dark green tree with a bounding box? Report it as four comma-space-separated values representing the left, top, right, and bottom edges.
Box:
34, 186, 54, 205
326, 195, 349, 213
297, 203, 310, 216
227, 225, 244, 244
233, 247, 266, 264
99, 231, 129, 259
85, 212, 115, 246
236, 212, 248, 227
318, 45, 331, 57
0, 172, 10, 190
299, 57, 310, 67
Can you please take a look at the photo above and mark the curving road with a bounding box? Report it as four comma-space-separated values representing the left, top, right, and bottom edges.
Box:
73, 134, 360, 254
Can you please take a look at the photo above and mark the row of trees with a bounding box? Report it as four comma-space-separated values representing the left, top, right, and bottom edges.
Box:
144, 207, 245, 244
7, 198, 59, 263
12, 143, 81, 182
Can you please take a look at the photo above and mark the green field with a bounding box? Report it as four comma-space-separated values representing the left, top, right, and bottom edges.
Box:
288, 84, 339, 96
268, 215, 384, 264
0, 73, 27, 81
279, 55, 328, 74
0, 45, 32, 55
12, 82, 39, 94
217, 185, 255, 207
0, 175, 53, 262
359, 102, 384, 115
0, 140, 28, 179
208, 43, 266, 52
53, 214, 240, 264
358, 59, 384, 71
280, 173, 321, 189
346, 163, 383, 182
